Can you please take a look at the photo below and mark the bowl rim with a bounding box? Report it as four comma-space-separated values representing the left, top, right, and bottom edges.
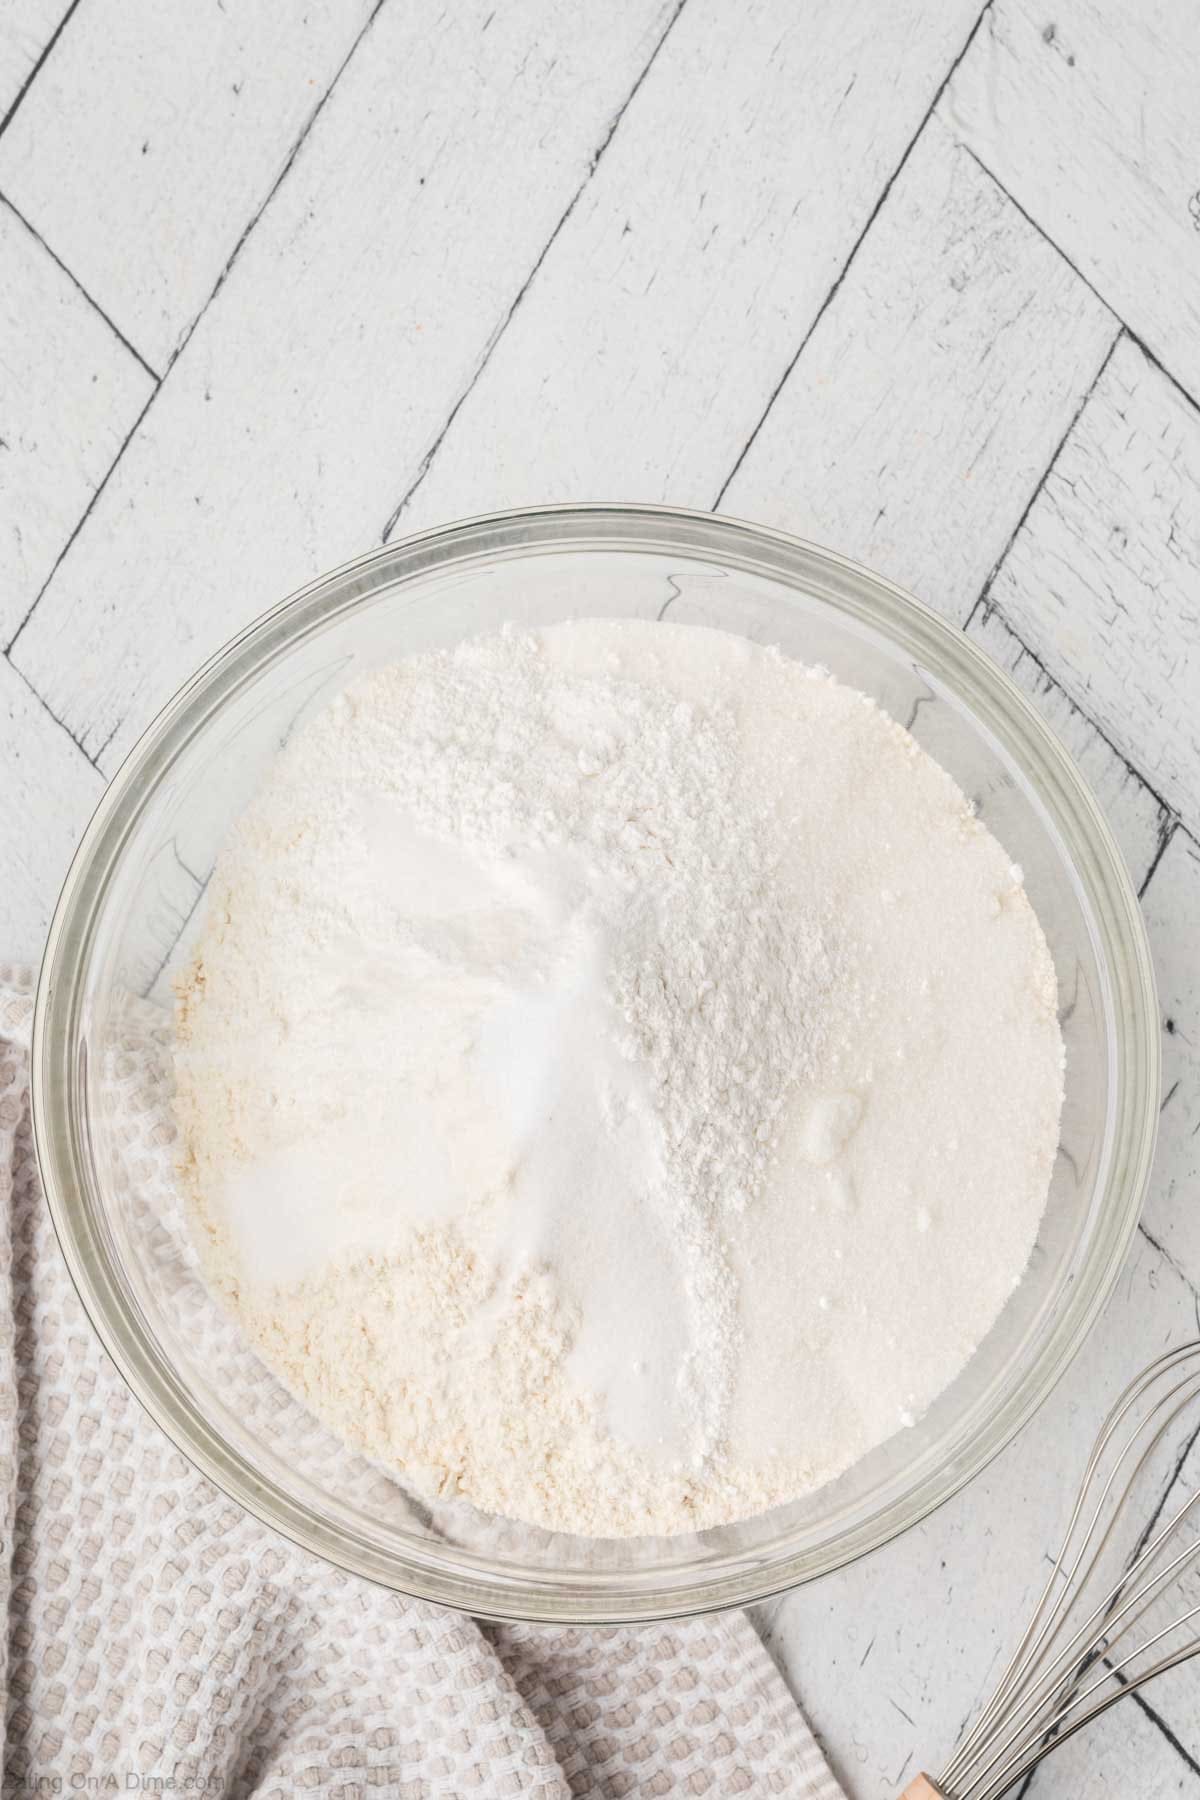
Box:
31, 501, 1160, 1622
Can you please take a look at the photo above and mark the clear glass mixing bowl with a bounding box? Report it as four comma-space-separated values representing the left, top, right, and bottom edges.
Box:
32, 505, 1159, 1622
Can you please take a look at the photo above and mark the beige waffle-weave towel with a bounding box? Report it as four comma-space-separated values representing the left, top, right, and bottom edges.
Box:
0, 972, 842, 1799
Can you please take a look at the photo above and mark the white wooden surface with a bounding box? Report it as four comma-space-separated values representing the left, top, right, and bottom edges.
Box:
988, 336, 1200, 834
720, 119, 1116, 623
0, 0, 67, 123
0, 0, 380, 371
2, 3, 1199, 1793
0, 195, 153, 639
945, 0, 1200, 399
389, 0, 981, 533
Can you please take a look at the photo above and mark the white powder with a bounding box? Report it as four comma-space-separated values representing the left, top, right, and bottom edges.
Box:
174, 620, 1064, 1537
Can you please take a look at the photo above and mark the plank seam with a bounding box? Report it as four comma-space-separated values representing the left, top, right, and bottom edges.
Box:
962, 587, 1177, 837
1124, 1685, 1200, 1784
1127, 1380, 1200, 1571
1137, 817, 1179, 900
140, 863, 208, 1000
710, 0, 997, 511
0, 0, 82, 141
1102, 1651, 1200, 1783
0, 189, 161, 381
1, 647, 102, 771
380, 0, 692, 541
3, 0, 393, 665
4, 386, 158, 658
955, 142, 1200, 422
961, 325, 1123, 624
92, 713, 125, 768
171, 0, 392, 371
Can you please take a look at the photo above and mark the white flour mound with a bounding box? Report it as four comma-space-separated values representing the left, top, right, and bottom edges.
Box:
174, 620, 1064, 1537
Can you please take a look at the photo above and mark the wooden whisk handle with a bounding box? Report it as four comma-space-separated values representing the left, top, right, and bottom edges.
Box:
899, 1779, 947, 1799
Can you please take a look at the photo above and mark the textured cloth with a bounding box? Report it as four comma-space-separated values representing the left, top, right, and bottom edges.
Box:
0, 971, 842, 1799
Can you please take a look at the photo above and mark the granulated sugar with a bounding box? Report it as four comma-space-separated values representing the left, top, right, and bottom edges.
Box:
174, 620, 1064, 1537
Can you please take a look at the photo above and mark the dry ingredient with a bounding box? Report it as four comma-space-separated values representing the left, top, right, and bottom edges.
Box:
174, 620, 1064, 1537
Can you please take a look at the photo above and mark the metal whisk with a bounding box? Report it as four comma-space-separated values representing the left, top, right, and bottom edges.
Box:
901, 1340, 1200, 1799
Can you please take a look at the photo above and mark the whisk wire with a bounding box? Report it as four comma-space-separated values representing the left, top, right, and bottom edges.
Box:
931, 1341, 1200, 1800
941, 1346, 1180, 1784
943, 1354, 1191, 1789
971, 1588, 1200, 1800
973, 1635, 1200, 1800
950, 1389, 1200, 1796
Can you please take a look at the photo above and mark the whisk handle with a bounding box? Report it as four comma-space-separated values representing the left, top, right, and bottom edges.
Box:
898, 1779, 948, 1799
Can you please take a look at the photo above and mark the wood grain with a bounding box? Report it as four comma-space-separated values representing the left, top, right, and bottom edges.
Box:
945, 0, 1200, 401
0, 0, 379, 370
986, 336, 1200, 834
0, 199, 154, 643
8, 0, 678, 772
390, 0, 982, 538
723, 120, 1115, 623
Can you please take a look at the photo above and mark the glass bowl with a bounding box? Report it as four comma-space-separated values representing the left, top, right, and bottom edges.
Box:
32, 504, 1159, 1623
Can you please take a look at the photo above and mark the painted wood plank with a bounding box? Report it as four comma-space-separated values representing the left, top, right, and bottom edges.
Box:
0, 200, 154, 644
0, 657, 103, 962
985, 335, 1200, 835
1023, 1685, 1200, 1797
945, 0, 1200, 402
966, 603, 1169, 888
0, 0, 380, 372
757, 1229, 1200, 1799
7, 0, 679, 773
389, 0, 983, 542
1140, 829, 1200, 1295
0, 0, 68, 122
722, 120, 1116, 623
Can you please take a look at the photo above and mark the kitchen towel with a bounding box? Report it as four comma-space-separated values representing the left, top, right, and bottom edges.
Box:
0, 970, 842, 1800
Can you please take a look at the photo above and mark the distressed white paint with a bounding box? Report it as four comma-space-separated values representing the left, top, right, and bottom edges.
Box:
967, 603, 1169, 887
987, 336, 1200, 835
722, 120, 1116, 623
757, 1229, 1200, 1798
1140, 829, 1200, 1288
391, 0, 981, 538
8, 0, 677, 773
946, 0, 1200, 402
1023, 1679, 1199, 1796
0, 0, 379, 371
0, 656, 103, 960
0, 0, 66, 121
0, 200, 154, 643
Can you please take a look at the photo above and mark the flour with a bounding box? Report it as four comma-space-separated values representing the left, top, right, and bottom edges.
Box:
174, 620, 1064, 1537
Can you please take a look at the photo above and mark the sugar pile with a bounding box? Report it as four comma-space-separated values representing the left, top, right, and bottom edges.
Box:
174, 620, 1064, 1537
